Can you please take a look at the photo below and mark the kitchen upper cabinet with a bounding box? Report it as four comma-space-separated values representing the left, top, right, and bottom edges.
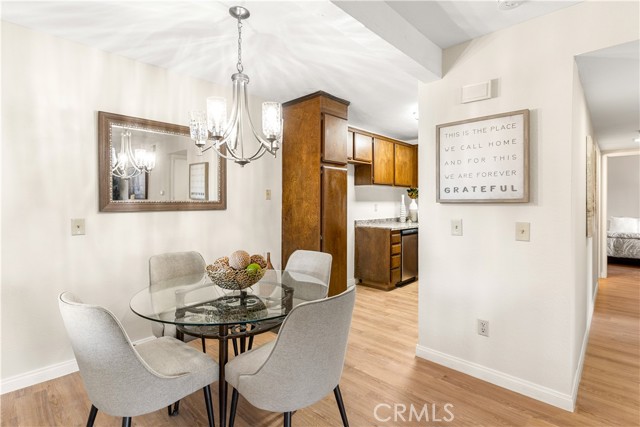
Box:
347, 130, 354, 161
373, 137, 394, 185
394, 143, 417, 187
353, 132, 373, 163
352, 127, 417, 187
322, 113, 348, 165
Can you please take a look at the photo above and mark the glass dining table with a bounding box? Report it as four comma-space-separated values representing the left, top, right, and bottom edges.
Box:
130, 269, 326, 427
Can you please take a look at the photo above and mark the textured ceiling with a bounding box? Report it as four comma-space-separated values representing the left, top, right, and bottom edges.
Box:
3, 0, 609, 145
386, 0, 580, 49
1, 1, 425, 140
576, 41, 640, 152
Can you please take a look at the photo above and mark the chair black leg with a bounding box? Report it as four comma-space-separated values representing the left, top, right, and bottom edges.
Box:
229, 388, 239, 427
232, 338, 239, 356
284, 412, 292, 427
86, 404, 98, 427
167, 401, 180, 416
334, 385, 349, 427
247, 335, 254, 350
202, 337, 207, 353
203, 385, 215, 427
122, 417, 131, 427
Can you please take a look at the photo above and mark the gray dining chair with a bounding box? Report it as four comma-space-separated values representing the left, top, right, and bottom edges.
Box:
149, 251, 207, 343
242, 249, 333, 347
285, 249, 332, 295
58, 292, 218, 427
149, 251, 224, 415
225, 286, 356, 427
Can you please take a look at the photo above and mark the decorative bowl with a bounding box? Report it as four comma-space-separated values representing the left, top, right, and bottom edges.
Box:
206, 263, 265, 290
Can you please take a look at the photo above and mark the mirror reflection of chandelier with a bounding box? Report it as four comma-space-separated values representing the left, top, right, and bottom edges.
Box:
111, 129, 156, 178
189, 6, 283, 167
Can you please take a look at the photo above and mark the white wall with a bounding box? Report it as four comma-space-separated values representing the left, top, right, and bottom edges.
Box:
1, 23, 282, 385
570, 60, 597, 392
416, 1, 637, 410
607, 155, 640, 219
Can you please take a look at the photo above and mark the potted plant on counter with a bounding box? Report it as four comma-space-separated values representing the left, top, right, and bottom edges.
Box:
407, 188, 418, 222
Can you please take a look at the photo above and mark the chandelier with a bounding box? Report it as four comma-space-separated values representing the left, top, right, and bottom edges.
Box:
188, 6, 283, 166
111, 129, 156, 178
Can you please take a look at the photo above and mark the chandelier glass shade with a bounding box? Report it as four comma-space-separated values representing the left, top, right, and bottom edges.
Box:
189, 6, 283, 166
111, 129, 156, 179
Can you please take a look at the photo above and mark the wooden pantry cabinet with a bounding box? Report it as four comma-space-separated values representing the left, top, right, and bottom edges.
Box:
282, 91, 349, 296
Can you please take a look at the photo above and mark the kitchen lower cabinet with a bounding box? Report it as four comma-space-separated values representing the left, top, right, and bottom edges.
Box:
355, 228, 402, 291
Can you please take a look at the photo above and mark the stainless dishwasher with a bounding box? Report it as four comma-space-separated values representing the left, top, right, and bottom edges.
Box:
400, 228, 418, 285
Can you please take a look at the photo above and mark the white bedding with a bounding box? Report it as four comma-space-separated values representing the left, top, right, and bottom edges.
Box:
607, 217, 640, 259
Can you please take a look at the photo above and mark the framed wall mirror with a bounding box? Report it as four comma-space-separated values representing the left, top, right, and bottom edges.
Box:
99, 111, 226, 212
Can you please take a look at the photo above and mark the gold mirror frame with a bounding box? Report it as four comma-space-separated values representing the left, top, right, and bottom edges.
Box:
98, 111, 227, 212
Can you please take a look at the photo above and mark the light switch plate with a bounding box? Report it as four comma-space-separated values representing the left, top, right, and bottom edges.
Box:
265, 189, 271, 200
451, 219, 463, 236
516, 222, 530, 241
71, 218, 85, 236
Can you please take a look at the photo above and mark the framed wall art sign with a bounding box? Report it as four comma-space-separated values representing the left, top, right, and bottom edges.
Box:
586, 135, 596, 237
189, 162, 209, 201
436, 109, 530, 203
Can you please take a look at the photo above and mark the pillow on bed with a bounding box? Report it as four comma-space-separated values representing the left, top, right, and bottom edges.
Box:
609, 217, 639, 233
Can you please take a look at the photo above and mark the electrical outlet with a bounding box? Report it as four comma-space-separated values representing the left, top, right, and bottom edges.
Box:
451, 219, 463, 236
477, 319, 489, 337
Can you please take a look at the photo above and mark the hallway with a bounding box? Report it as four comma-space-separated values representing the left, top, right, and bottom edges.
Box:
574, 263, 640, 425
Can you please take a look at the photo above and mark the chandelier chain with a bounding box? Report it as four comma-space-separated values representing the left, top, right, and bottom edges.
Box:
236, 17, 243, 73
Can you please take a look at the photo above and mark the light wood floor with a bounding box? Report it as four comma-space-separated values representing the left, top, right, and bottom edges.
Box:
2, 264, 638, 426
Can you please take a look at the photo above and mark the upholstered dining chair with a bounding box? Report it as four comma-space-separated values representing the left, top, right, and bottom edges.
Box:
58, 292, 218, 427
149, 251, 207, 343
225, 286, 356, 427
242, 249, 333, 348
284, 249, 332, 296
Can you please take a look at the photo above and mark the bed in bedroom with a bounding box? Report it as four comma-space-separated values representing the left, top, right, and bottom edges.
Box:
607, 217, 640, 261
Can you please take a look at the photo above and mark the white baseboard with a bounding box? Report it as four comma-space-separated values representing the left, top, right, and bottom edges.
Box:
571, 280, 598, 406
415, 345, 575, 411
570, 326, 590, 408
0, 359, 78, 395
1, 335, 156, 395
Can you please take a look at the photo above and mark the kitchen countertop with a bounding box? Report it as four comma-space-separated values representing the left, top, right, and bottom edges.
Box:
355, 218, 419, 231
